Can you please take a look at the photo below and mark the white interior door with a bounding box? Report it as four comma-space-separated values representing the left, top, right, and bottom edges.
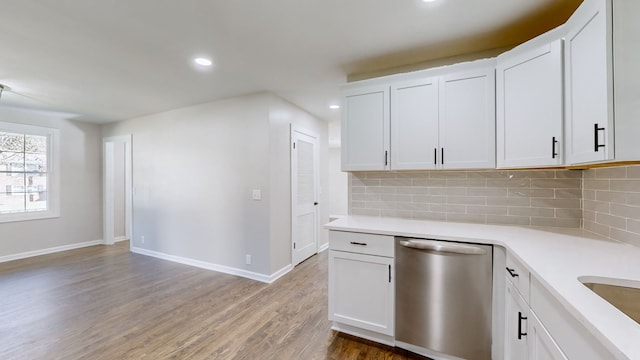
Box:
291, 126, 319, 266
103, 135, 132, 247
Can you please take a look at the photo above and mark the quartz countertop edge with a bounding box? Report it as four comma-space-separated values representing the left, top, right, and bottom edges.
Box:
325, 215, 640, 360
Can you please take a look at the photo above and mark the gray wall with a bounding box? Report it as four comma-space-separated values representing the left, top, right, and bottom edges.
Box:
0, 106, 102, 257
102, 93, 328, 276
267, 95, 329, 273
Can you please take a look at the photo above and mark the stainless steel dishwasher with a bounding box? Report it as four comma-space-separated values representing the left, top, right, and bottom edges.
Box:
395, 237, 493, 360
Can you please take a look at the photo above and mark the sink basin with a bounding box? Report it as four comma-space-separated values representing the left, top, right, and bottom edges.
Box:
580, 277, 640, 324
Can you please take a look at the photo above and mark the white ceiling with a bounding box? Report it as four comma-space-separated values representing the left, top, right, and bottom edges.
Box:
0, 0, 581, 124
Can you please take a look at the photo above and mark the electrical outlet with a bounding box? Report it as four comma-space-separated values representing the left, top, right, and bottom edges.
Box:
245, 254, 252, 265
141, 235, 145, 244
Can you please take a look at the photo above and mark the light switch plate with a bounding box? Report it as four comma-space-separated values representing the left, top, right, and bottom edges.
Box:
252, 189, 261, 200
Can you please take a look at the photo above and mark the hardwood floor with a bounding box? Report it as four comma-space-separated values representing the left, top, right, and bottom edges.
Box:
0, 242, 428, 360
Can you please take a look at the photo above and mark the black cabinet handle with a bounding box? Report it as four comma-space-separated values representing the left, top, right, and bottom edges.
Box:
388, 264, 391, 283
506, 267, 519, 278
434, 148, 437, 165
594, 123, 605, 152
349, 241, 367, 246
518, 312, 528, 339
384, 150, 388, 166
441, 148, 444, 165
552, 136, 558, 159
314, 202, 319, 206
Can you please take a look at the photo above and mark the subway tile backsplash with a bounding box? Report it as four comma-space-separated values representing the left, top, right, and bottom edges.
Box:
349, 165, 640, 247
582, 165, 640, 247
349, 169, 583, 228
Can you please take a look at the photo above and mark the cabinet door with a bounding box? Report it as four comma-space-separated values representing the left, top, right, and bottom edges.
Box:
565, 0, 614, 164
528, 311, 568, 360
505, 278, 529, 360
497, 40, 564, 168
439, 67, 496, 169
390, 77, 439, 170
341, 85, 390, 171
328, 250, 394, 336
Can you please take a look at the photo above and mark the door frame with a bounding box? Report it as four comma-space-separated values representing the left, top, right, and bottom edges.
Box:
103, 135, 132, 247
290, 124, 320, 266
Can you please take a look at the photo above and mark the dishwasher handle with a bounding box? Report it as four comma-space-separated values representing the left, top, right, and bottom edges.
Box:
399, 239, 487, 255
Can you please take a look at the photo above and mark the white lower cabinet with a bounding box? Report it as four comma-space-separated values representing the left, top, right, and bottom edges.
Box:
505, 258, 569, 360
529, 277, 614, 360
505, 279, 529, 360
528, 311, 568, 360
504, 254, 615, 360
327, 235, 615, 359
328, 231, 394, 338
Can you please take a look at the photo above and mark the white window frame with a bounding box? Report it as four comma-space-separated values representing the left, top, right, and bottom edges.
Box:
0, 121, 60, 223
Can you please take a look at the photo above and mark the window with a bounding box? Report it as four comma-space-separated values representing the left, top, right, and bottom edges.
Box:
0, 122, 60, 222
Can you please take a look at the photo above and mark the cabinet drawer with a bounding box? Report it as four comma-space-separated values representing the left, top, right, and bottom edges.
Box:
506, 252, 530, 302
329, 231, 394, 257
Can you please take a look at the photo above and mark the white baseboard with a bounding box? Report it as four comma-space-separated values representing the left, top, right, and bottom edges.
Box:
318, 242, 329, 252
131, 247, 293, 284
269, 263, 293, 283
0, 239, 104, 263
113, 236, 129, 243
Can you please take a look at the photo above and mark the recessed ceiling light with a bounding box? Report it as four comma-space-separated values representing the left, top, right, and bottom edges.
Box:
329, 104, 340, 110
194, 57, 213, 66
422, 0, 438, 2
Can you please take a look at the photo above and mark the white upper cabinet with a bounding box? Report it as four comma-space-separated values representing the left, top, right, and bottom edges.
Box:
497, 37, 564, 168
439, 67, 495, 169
611, 0, 640, 161
391, 66, 495, 170
341, 85, 390, 171
347, 60, 496, 172
564, 0, 640, 164
342, 61, 496, 172
564, 0, 613, 164
390, 77, 439, 170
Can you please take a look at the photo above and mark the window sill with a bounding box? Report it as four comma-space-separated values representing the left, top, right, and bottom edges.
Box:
0, 210, 60, 224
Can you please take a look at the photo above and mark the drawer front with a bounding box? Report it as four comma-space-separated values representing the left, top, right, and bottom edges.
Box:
329, 231, 394, 257
530, 277, 614, 360
506, 252, 530, 302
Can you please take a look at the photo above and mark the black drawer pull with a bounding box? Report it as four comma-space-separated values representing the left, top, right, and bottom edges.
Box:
506, 267, 519, 278
349, 241, 367, 246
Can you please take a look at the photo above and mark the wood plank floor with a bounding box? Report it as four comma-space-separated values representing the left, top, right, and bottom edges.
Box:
0, 242, 429, 360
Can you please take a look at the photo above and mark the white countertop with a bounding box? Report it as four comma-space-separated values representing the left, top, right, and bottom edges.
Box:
325, 215, 640, 360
